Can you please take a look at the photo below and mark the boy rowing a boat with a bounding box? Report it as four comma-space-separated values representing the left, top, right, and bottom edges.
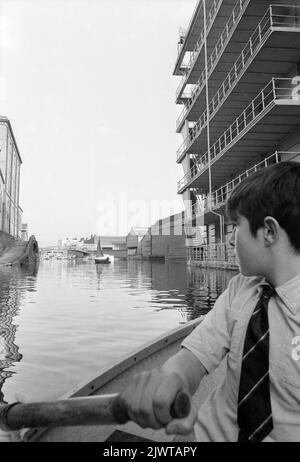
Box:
120, 161, 300, 442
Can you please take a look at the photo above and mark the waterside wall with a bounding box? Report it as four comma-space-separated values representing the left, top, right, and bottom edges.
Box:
0, 233, 39, 266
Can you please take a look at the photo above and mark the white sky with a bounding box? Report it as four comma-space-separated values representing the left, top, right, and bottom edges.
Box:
0, 0, 196, 246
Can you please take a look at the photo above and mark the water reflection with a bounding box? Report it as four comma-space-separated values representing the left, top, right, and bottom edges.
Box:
0, 263, 39, 403
184, 265, 237, 321
95, 264, 103, 290
149, 261, 237, 322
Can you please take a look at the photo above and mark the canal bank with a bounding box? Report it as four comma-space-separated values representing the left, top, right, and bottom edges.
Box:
0, 232, 39, 267
0, 117, 39, 267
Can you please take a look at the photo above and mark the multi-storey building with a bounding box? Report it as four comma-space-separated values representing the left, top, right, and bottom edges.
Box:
174, 0, 300, 268
0, 117, 22, 239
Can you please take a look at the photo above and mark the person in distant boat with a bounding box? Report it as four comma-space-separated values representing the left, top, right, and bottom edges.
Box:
120, 161, 300, 442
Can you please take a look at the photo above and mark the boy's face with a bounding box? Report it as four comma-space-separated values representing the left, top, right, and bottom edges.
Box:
229, 214, 266, 277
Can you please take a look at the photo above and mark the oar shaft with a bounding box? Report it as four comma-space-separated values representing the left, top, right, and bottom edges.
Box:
0, 391, 190, 431
0, 394, 118, 431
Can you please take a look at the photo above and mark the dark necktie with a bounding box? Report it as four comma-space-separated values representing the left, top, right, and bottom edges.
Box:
237, 284, 275, 442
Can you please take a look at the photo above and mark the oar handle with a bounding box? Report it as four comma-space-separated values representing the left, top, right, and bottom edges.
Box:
111, 390, 191, 424
0, 391, 191, 431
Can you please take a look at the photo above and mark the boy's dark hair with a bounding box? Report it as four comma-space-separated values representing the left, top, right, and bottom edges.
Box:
226, 161, 300, 253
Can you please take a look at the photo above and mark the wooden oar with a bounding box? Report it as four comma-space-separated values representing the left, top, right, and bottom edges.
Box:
0, 391, 190, 431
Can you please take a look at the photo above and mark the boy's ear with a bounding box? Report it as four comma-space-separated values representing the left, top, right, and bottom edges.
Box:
263, 216, 280, 246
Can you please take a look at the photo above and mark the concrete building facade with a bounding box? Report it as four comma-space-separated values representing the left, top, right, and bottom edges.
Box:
137, 213, 187, 261
0, 117, 22, 239
150, 213, 186, 261
174, 0, 300, 268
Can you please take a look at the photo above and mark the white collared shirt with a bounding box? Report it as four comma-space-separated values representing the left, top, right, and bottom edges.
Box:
182, 272, 300, 442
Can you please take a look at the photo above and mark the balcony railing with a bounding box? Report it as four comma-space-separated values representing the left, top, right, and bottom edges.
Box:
176, 4, 300, 157
187, 243, 237, 265
185, 150, 284, 221
185, 150, 300, 222
177, 78, 299, 192
176, 0, 249, 130
175, 0, 223, 101
210, 151, 281, 210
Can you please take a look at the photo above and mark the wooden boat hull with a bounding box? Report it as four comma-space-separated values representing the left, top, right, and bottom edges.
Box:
24, 317, 225, 442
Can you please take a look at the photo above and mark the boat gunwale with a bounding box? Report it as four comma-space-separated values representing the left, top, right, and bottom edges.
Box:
68, 317, 203, 398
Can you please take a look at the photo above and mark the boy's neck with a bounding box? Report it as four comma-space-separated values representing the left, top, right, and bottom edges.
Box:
265, 255, 300, 288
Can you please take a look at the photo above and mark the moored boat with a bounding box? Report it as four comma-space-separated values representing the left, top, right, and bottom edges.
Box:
94, 237, 111, 264
11, 317, 225, 442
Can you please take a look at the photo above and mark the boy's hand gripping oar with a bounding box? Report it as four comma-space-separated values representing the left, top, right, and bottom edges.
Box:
0, 391, 190, 431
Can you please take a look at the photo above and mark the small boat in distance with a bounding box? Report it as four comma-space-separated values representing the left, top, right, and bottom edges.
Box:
94, 237, 111, 264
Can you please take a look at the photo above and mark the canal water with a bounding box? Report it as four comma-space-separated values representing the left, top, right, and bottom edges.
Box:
0, 259, 237, 405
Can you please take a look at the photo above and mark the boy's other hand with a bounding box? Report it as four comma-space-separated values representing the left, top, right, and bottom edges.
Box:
165, 402, 197, 435
119, 368, 191, 430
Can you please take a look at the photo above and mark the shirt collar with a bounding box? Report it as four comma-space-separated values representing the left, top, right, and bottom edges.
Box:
256, 273, 300, 314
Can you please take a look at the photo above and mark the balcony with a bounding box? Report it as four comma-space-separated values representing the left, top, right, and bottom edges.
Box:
174, 0, 232, 78
173, 2, 205, 77
175, 0, 283, 104
177, 78, 300, 194
176, 4, 300, 155
176, 0, 251, 122
184, 150, 300, 223
175, 0, 224, 99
